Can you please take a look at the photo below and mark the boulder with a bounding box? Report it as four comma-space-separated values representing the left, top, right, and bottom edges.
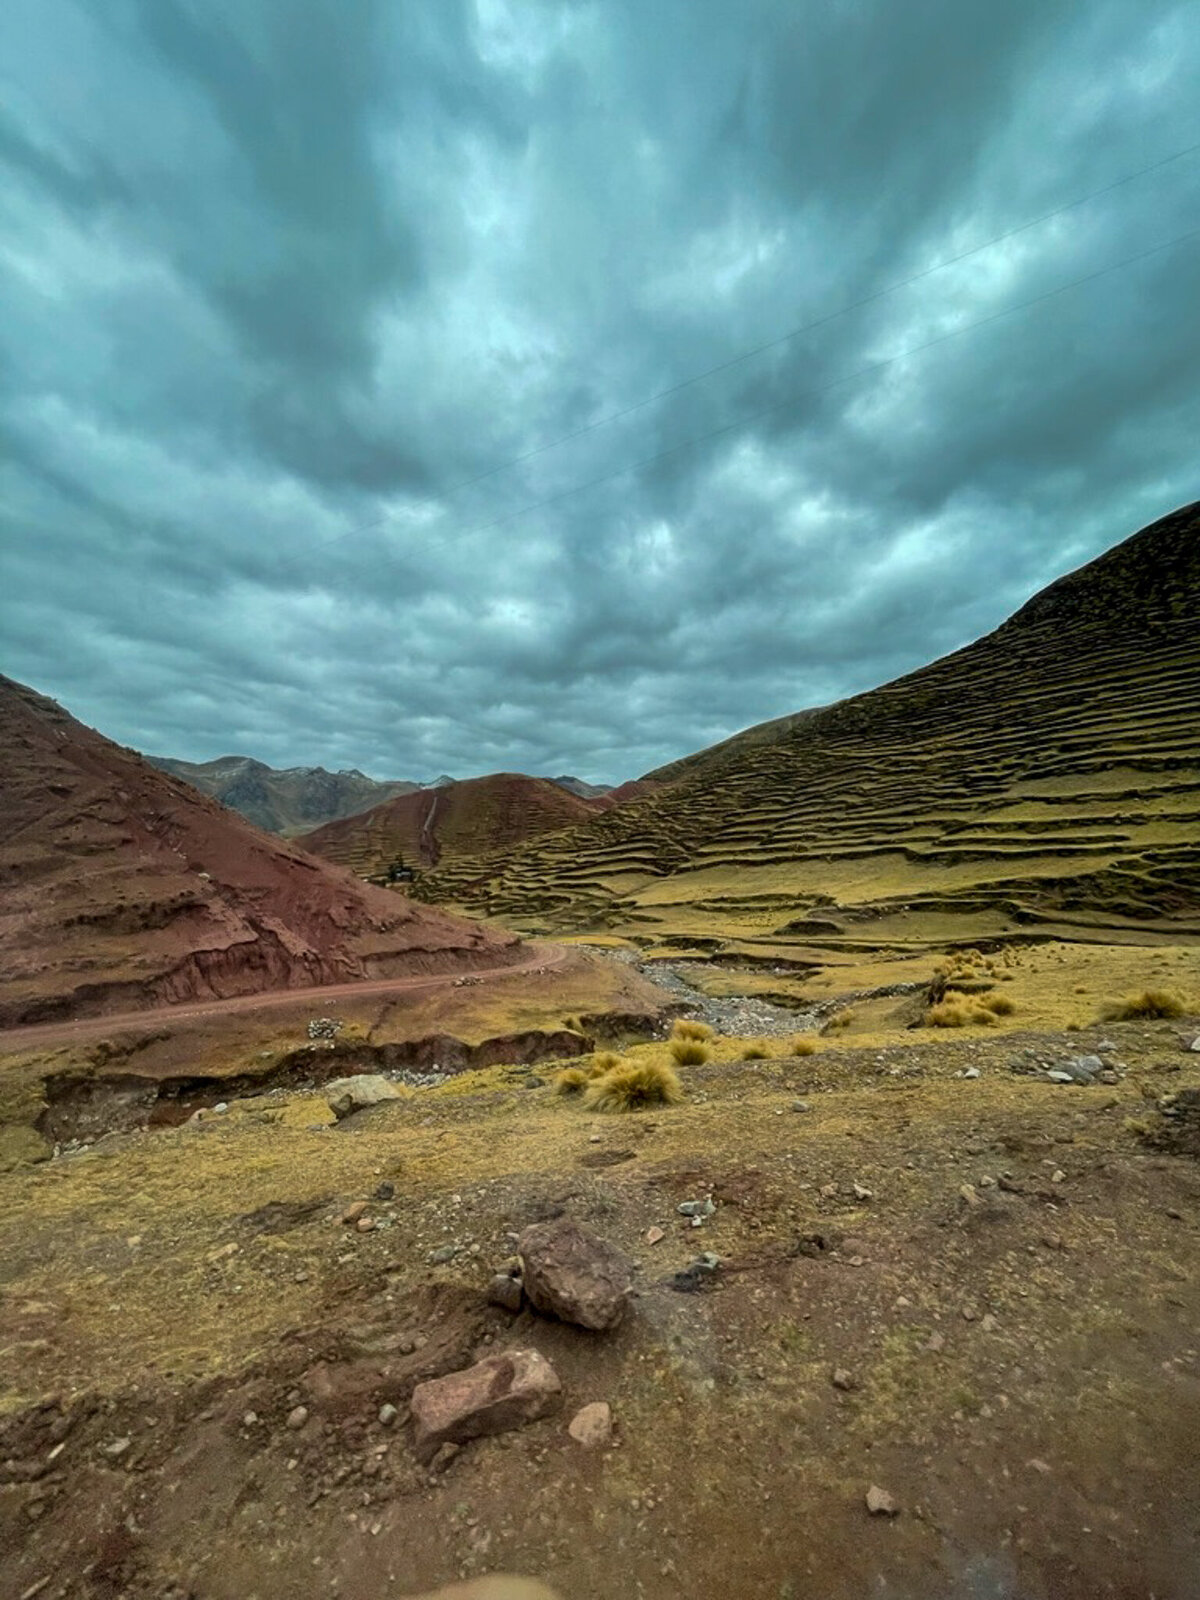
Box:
324, 1075, 404, 1119
410, 1349, 561, 1462
518, 1220, 634, 1331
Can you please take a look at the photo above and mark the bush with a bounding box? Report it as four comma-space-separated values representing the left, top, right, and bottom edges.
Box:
926, 1000, 997, 1028
791, 1036, 819, 1056
1101, 990, 1187, 1022
669, 1038, 711, 1066
555, 1067, 589, 1095
588, 1051, 622, 1078
979, 993, 1016, 1016
672, 1018, 714, 1042
741, 1043, 769, 1060
582, 1059, 684, 1112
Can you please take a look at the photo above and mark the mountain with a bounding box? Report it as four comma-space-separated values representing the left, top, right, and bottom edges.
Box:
550, 775, 612, 799
413, 501, 1200, 947
146, 754, 418, 836
0, 678, 520, 1026
299, 772, 608, 879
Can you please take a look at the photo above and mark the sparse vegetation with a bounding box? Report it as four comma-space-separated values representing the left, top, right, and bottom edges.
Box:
582, 1058, 684, 1112
672, 1018, 714, 1042
925, 999, 997, 1028
791, 1036, 819, 1056
589, 1050, 622, 1077
1100, 989, 1187, 1021
825, 1009, 855, 1032
741, 1043, 770, 1060
554, 1066, 589, 1094
669, 1037, 712, 1066
979, 992, 1016, 1016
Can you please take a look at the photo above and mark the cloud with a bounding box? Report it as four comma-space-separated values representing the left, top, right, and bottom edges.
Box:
2, 0, 1198, 785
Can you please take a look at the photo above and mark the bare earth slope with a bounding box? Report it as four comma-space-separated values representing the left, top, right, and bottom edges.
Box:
416, 501, 1200, 945
0, 678, 520, 1026
147, 754, 419, 836
300, 772, 607, 877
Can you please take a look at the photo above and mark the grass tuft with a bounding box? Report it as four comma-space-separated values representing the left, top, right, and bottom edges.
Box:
669, 1038, 711, 1066
791, 1036, 819, 1056
925, 999, 997, 1029
672, 1018, 714, 1042
582, 1059, 684, 1112
1100, 989, 1187, 1022
979, 993, 1016, 1016
588, 1051, 622, 1079
740, 1043, 770, 1060
554, 1067, 589, 1095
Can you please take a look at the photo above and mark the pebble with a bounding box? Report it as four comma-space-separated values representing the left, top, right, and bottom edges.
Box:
242, 1411, 258, 1427
962, 1068, 980, 1080
102, 1437, 131, 1458
214, 1102, 229, 1114
852, 1183, 873, 1202
341, 1201, 368, 1225
487, 1273, 524, 1313
286, 1406, 309, 1430
356, 1217, 376, 1233
678, 1197, 716, 1218
645, 1227, 665, 1246
865, 1484, 900, 1516
1046, 1071, 1075, 1084
832, 1368, 856, 1391
378, 1404, 398, 1428
375, 1181, 396, 1200
429, 1244, 459, 1264
791, 1099, 811, 1113
980, 1314, 999, 1332
568, 1402, 613, 1449
1051, 1169, 1066, 1184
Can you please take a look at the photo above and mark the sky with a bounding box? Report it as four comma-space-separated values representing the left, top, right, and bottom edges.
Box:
2, 1, 1198, 786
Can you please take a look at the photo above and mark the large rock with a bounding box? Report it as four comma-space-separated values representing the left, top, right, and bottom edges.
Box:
518, 1219, 633, 1331
410, 1349, 561, 1462
324, 1075, 405, 1119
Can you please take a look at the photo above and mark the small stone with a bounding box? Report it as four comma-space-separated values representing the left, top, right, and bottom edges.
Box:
103, 1437, 131, 1458
356, 1217, 376, 1233
286, 1406, 309, 1431
963, 1067, 980, 1080
375, 1180, 396, 1201
924, 1332, 945, 1353
588, 1134, 602, 1143
980, 1314, 999, 1332
429, 1441, 460, 1473
1046, 1071, 1075, 1084
678, 1197, 716, 1218
567, 1401, 613, 1448
1189, 1036, 1200, 1053
1098, 1069, 1120, 1085
378, 1404, 398, 1428
832, 1368, 856, 1391
959, 1183, 981, 1207
429, 1244, 459, 1265
242, 1411, 258, 1427
791, 1099, 811, 1113
341, 1201, 368, 1225
852, 1183, 873, 1202
865, 1485, 900, 1516
214, 1102, 229, 1114
487, 1273, 524, 1313
977, 1174, 996, 1188
1051, 1169, 1066, 1184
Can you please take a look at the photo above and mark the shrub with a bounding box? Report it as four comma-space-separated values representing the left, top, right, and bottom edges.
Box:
825, 1010, 854, 1032
791, 1036, 819, 1056
582, 1059, 684, 1112
926, 1000, 997, 1028
588, 1051, 622, 1078
741, 1044, 769, 1060
980, 993, 1016, 1016
672, 1018, 714, 1042
669, 1038, 711, 1066
555, 1067, 589, 1095
1101, 990, 1187, 1022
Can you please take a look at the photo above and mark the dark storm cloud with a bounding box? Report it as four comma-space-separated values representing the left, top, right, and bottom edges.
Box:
2, 0, 1198, 786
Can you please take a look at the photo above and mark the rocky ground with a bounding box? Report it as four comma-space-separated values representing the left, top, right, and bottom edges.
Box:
3, 991, 1200, 1599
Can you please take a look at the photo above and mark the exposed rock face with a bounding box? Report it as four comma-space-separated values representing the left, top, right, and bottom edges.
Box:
0, 676, 521, 1026
518, 1220, 634, 1331
409, 1350, 562, 1461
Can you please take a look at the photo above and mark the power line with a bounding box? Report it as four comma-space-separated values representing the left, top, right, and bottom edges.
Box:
269, 221, 1199, 588
268, 135, 1200, 574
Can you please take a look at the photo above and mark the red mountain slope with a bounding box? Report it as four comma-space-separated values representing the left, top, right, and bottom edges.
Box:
0, 677, 520, 1026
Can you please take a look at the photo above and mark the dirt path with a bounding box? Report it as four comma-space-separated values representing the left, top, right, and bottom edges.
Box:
0, 942, 565, 1054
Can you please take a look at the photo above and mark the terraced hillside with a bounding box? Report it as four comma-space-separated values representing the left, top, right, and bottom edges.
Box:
300, 772, 606, 879
416, 501, 1200, 952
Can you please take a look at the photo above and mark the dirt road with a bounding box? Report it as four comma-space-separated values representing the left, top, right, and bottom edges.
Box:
0, 941, 566, 1055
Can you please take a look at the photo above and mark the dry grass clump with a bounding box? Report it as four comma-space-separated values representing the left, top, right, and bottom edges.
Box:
740, 1043, 770, 1060
978, 992, 1016, 1017
554, 1067, 589, 1095
824, 1010, 854, 1032
588, 1051, 622, 1078
791, 1036, 819, 1056
669, 1037, 711, 1066
582, 1058, 684, 1112
1100, 989, 1187, 1022
672, 1018, 714, 1042
925, 999, 997, 1029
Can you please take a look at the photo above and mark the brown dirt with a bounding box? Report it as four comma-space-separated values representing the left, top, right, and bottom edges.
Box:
0, 677, 522, 1027
2, 1009, 1199, 1599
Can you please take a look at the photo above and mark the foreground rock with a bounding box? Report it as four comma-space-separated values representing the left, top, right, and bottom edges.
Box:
410, 1350, 562, 1462
325, 1075, 405, 1119
518, 1220, 634, 1331
567, 1401, 613, 1448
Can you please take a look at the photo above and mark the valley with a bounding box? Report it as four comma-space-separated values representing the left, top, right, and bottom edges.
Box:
2, 504, 1199, 1600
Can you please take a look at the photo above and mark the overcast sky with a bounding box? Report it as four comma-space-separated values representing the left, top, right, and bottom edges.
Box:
2, 1, 1198, 785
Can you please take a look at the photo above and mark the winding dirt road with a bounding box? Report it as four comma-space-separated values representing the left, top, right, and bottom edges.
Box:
0, 941, 567, 1055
